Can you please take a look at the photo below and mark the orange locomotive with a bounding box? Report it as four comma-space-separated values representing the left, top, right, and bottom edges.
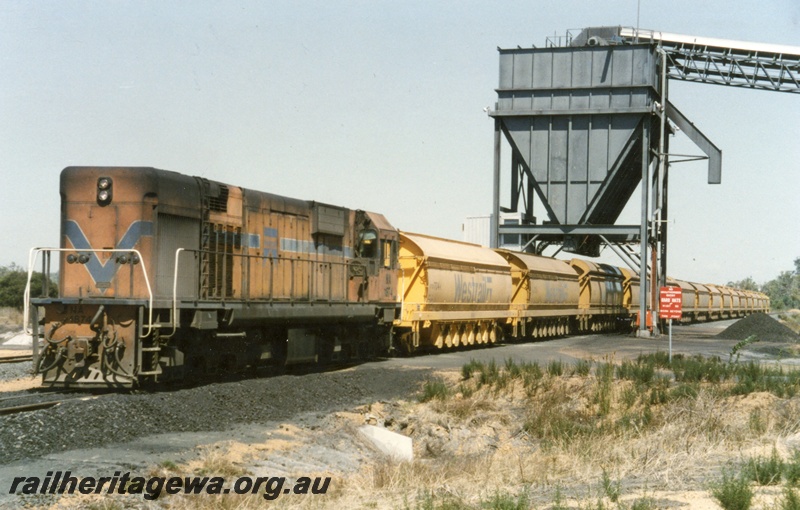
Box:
26, 167, 769, 389
27, 167, 398, 388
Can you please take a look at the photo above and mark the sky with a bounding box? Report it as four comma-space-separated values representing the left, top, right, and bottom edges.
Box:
1, 0, 798, 286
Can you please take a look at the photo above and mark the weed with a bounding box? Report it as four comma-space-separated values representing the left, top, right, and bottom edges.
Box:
600, 469, 620, 502
157, 460, 180, 472
617, 406, 654, 435
621, 386, 638, 409
630, 497, 656, 510
617, 359, 655, 386
744, 449, 784, 485
730, 335, 759, 363
505, 357, 521, 379
596, 361, 615, 383
731, 362, 799, 398
669, 383, 699, 401
462, 359, 483, 380
648, 377, 671, 406
524, 388, 595, 445
551, 485, 568, 510
493, 372, 511, 392
479, 359, 501, 387
192, 449, 249, 478
406, 489, 465, 510
710, 470, 753, 510
521, 362, 544, 392
784, 451, 800, 486
458, 382, 474, 399
547, 359, 564, 377
573, 359, 591, 377
637, 351, 676, 368
420, 379, 450, 403
747, 409, 766, 435
673, 355, 731, 384
481, 488, 530, 510
780, 487, 800, 510
594, 362, 614, 417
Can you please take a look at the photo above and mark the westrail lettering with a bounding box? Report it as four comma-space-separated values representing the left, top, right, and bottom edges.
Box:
453, 274, 493, 303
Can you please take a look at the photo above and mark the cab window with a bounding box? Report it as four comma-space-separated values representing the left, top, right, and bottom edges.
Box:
357, 230, 378, 258
382, 239, 395, 269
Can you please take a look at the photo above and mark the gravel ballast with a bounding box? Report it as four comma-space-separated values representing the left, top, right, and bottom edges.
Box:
0, 365, 431, 465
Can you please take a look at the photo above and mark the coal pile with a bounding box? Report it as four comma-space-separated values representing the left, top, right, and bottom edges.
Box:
717, 313, 800, 342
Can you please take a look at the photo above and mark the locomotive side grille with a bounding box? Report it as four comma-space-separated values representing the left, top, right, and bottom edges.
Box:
206, 223, 238, 299
208, 185, 229, 212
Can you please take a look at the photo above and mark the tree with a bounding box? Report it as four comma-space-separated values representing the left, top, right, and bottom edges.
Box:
761, 259, 800, 311
0, 265, 58, 309
726, 276, 759, 291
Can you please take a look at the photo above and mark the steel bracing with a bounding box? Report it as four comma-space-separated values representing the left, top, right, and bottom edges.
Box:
619, 28, 800, 93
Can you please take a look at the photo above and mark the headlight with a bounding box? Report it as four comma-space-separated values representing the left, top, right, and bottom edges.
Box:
97, 177, 113, 206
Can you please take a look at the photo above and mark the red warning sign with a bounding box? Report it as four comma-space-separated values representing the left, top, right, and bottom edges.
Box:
659, 286, 683, 320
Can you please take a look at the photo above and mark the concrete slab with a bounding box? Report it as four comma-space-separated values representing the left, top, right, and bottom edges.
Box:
358, 425, 412, 462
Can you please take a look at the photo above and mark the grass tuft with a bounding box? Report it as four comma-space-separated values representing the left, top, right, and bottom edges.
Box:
711, 470, 754, 510
744, 448, 784, 485
419, 378, 450, 403
781, 487, 800, 510
600, 469, 620, 503
547, 359, 564, 377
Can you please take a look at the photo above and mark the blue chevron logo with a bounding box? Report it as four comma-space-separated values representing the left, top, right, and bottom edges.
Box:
64, 220, 153, 287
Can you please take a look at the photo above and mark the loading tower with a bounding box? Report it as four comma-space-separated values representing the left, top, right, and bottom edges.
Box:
489, 26, 800, 334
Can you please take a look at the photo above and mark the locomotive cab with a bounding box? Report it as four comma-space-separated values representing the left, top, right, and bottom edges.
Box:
352, 211, 398, 305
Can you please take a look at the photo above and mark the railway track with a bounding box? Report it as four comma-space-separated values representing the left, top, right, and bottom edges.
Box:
0, 354, 33, 364
0, 400, 63, 415
0, 390, 99, 417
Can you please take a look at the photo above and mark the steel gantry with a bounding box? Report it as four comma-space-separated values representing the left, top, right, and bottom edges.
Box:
618, 27, 800, 94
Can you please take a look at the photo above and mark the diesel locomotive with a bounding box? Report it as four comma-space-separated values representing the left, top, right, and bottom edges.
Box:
25, 167, 769, 389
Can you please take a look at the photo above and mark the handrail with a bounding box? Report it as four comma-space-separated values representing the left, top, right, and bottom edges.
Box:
24, 247, 155, 337
162, 247, 187, 339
